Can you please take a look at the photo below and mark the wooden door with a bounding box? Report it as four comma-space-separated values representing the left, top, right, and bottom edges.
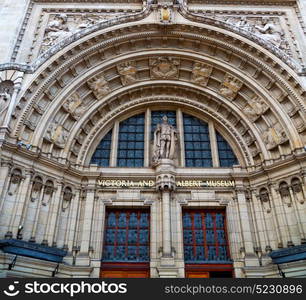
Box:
186, 271, 209, 278
100, 270, 149, 278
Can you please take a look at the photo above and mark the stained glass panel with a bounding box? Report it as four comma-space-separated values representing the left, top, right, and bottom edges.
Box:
182, 210, 231, 263
90, 130, 112, 166
183, 114, 212, 167
117, 114, 145, 167
216, 132, 238, 167
103, 209, 150, 262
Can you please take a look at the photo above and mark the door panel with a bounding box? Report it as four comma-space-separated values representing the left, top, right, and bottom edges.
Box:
100, 270, 149, 278
186, 271, 209, 278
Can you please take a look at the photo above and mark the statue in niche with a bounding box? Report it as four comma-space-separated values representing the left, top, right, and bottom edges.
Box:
191, 62, 213, 86
255, 17, 282, 48
87, 74, 110, 99
259, 189, 271, 213
41, 182, 54, 206
0, 89, 11, 125
63, 93, 86, 119
242, 96, 268, 121
117, 62, 138, 85
7, 170, 22, 196
42, 14, 72, 49
31, 178, 43, 202
279, 183, 292, 207
62, 187, 73, 212
45, 121, 68, 148
152, 116, 177, 163
219, 74, 243, 100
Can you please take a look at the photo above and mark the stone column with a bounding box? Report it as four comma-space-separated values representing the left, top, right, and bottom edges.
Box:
144, 108, 151, 167
46, 181, 63, 246
235, 186, 259, 267
0, 160, 12, 212
110, 121, 119, 167
269, 183, 290, 247
76, 181, 96, 266
155, 159, 179, 277
11, 169, 33, 239
176, 109, 185, 167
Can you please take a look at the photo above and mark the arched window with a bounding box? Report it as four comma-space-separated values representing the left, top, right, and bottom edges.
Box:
183, 114, 212, 167
90, 129, 112, 167
216, 132, 238, 167
90, 110, 239, 168
117, 114, 145, 167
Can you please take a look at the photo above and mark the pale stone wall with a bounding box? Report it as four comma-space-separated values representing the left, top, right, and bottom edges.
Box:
0, 0, 305, 278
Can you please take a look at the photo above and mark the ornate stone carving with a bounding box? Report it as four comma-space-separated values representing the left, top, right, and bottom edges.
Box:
150, 57, 180, 79
42, 14, 72, 52
42, 181, 54, 206
62, 187, 73, 212
152, 116, 178, 163
242, 96, 268, 121
262, 124, 287, 150
219, 74, 243, 100
7, 169, 22, 196
87, 74, 110, 99
255, 17, 283, 48
0, 89, 10, 126
160, 5, 172, 24
191, 62, 213, 86
259, 188, 271, 213
31, 177, 43, 202
63, 93, 86, 119
45, 121, 68, 148
117, 62, 138, 86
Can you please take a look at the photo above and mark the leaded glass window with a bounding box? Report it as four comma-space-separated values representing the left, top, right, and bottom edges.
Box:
183, 114, 212, 167
90, 130, 112, 167
216, 132, 238, 167
102, 209, 150, 262
117, 114, 145, 167
183, 210, 231, 263
151, 111, 176, 138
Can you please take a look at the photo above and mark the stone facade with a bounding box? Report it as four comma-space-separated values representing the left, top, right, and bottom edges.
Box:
0, 0, 305, 278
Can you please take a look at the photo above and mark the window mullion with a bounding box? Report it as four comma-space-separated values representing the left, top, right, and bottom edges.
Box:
144, 108, 151, 167
208, 121, 220, 167
110, 121, 119, 167
177, 108, 185, 167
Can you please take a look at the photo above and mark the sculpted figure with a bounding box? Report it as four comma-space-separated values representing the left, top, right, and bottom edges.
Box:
43, 14, 72, 48
152, 116, 177, 163
117, 62, 138, 85
45, 121, 68, 148
219, 74, 243, 100
192, 63, 213, 86
0, 89, 11, 125
87, 74, 110, 99
235, 17, 251, 31
255, 17, 282, 47
243, 96, 268, 121
63, 93, 86, 119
